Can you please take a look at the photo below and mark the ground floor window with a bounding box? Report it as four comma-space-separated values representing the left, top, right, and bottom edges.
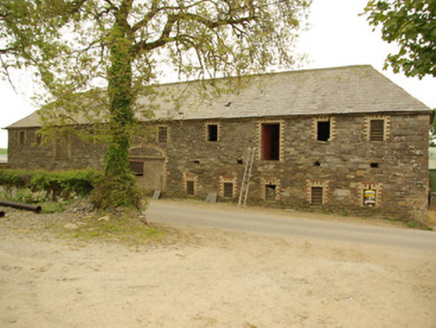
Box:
311, 187, 324, 205
129, 158, 144, 176
306, 180, 329, 205
184, 173, 198, 196
186, 180, 195, 195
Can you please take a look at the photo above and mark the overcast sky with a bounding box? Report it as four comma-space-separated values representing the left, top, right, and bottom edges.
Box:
1, 0, 435, 148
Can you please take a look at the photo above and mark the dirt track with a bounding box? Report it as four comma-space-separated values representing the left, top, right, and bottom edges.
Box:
1, 205, 436, 327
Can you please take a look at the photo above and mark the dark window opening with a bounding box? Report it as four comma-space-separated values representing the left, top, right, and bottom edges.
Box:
186, 181, 195, 195
265, 184, 276, 201
19, 131, 26, 145
223, 182, 234, 198
158, 126, 168, 143
129, 160, 144, 176
370, 162, 379, 168
207, 124, 218, 142
261, 123, 280, 161
311, 187, 323, 205
317, 121, 330, 141
370, 120, 384, 141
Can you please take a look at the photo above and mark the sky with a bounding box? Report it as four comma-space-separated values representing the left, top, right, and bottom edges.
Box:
1, 0, 435, 149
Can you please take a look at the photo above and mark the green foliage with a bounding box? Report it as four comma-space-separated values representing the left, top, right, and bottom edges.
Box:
1, 0, 310, 210
0, 168, 102, 202
364, 0, 436, 78
0, 149, 7, 155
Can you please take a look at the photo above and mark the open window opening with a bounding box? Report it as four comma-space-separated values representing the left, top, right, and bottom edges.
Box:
207, 124, 218, 142
317, 120, 330, 141
370, 162, 379, 168
265, 184, 277, 201
311, 187, 323, 205
369, 120, 384, 141
261, 123, 280, 161
223, 182, 234, 198
186, 180, 195, 196
129, 159, 144, 176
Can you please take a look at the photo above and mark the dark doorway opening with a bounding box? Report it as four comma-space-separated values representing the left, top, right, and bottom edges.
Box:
261, 123, 280, 160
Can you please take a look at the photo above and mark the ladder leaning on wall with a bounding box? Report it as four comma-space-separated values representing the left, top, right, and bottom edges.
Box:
238, 147, 257, 208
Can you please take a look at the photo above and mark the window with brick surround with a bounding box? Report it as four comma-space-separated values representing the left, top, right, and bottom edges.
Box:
366, 116, 390, 142
265, 184, 277, 201
312, 117, 336, 142
157, 126, 168, 143
207, 124, 218, 142
306, 180, 329, 205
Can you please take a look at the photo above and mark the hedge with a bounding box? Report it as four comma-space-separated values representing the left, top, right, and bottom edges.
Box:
0, 169, 103, 201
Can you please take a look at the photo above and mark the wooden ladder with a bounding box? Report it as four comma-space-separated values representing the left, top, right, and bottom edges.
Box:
238, 147, 257, 207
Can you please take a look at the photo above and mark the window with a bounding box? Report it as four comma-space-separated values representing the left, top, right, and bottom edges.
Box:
359, 182, 381, 207
19, 131, 26, 145
311, 187, 324, 205
129, 159, 144, 176
157, 126, 168, 143
186, 181, 195, 196
369, 119, 384, 141
223, 182, 234, 198
317, 121, 330, 141
313, 117, 336, 142
265, 184, 277, 201
261, 123, 280, 160
207, 124, 218, 142
366, 116, 390, 141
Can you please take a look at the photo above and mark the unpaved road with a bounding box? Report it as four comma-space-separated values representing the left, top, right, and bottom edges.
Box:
1, 200, 436, 327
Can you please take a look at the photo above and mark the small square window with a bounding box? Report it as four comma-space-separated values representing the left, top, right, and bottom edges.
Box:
157, 126, 168, 143
311, 187, 323, 205
207, 124, 219, 142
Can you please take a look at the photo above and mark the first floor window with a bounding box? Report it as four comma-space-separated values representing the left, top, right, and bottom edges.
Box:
158, 126, 168, 143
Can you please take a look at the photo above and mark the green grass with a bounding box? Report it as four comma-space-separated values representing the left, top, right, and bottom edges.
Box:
0, 149, 7, 155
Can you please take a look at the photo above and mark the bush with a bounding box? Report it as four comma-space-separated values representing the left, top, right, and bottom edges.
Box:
0, 169, 103, 202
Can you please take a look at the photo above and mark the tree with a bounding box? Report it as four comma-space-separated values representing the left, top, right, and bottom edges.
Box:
364, 0, 436, 78
0, 0, 310, 209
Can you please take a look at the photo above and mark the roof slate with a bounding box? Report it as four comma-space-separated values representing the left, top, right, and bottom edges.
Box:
6, 65, 431, 129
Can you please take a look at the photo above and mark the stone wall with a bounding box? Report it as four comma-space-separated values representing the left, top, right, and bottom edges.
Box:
7, 112, 430, 223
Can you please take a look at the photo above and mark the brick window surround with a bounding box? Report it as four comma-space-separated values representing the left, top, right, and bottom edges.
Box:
306, 180, 330, 205
205, 122, 221, 142
219, 176, 238, 199
261, 177, 281, 201
365, 116, 390, 141
312, 117, 336, 142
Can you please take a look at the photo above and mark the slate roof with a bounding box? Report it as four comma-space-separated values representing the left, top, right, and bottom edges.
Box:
6, 65, 431, 129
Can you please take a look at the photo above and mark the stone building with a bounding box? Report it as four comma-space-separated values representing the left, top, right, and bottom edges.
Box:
6, 65, 432, 223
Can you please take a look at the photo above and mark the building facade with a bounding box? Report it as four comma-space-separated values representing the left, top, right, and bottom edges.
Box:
6, 66, 432, 223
